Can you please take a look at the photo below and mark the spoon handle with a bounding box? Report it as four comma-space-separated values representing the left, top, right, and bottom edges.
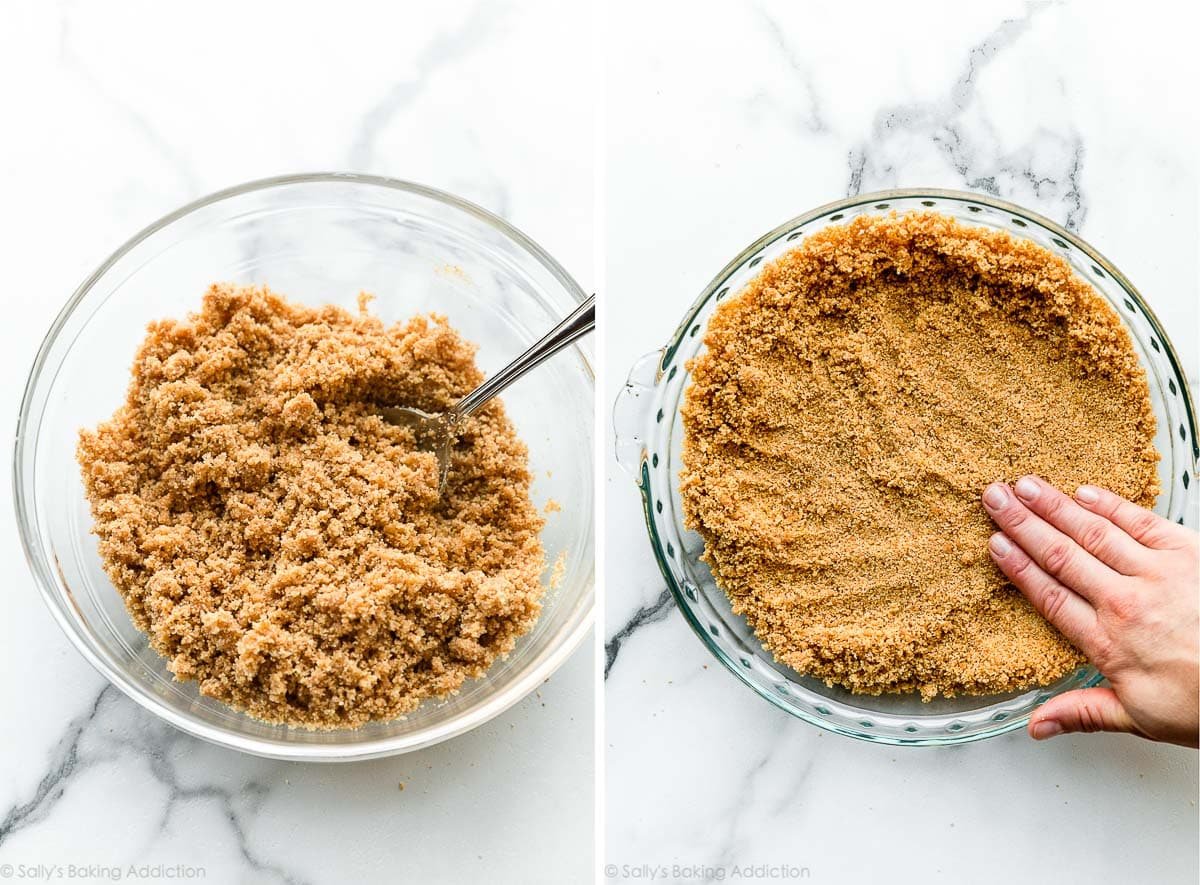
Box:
454, 294, 595, 418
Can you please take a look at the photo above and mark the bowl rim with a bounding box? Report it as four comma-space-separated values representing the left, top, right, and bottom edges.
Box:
14, 171, 595, 761
632, 186, 1197, 746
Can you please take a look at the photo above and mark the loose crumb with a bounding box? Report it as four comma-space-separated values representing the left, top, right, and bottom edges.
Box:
544, 498, 562, 514
681, 212, 1158, 699
78, 283, 546, 728
548, 550, 568, 590
435, 263, 471, 284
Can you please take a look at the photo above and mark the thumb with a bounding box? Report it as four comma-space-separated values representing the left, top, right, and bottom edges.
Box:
1028, 687, 1138, 740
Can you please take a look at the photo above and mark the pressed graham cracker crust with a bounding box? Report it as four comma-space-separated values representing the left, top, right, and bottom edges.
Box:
680, 212, 1158, 699
78, 284, 545, 728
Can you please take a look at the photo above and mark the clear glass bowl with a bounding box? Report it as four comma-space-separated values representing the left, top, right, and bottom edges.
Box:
614, 188, 1198, 746
15, 173, 594, 761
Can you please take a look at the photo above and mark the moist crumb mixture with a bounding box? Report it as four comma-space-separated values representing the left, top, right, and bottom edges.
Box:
681, 212, 1158, 699
78, 284, 546, 728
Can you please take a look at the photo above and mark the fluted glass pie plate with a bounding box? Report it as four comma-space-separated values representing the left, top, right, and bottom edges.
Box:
614, 188, 1197, 746
15, 173, 594, 761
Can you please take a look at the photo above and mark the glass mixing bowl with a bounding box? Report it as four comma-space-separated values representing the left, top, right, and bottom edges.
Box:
614, 188, 1197, 746
15, 173, 594, 761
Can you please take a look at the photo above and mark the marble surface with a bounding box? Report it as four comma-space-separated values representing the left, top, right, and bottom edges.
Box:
1, 2, 593, 884
604, 3, 1198, 884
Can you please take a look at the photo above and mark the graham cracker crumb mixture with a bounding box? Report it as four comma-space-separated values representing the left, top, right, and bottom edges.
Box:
681, 212, 1158, 699
78, 284, 546, 728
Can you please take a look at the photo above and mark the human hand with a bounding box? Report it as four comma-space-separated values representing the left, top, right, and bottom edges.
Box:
982, 475, 1199, 748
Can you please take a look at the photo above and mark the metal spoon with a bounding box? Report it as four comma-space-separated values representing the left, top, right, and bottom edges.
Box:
380, 294, 595, 489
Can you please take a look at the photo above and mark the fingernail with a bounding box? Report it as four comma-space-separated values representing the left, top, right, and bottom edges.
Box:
1014, 476, 1040, 502
1075, 485, 1100, 504
983, 483, 1009, 509
1031, 720, 1064, 740
988, 533, 1012, 556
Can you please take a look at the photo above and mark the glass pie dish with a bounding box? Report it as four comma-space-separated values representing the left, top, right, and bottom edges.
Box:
15, 173, 594, 761
614, 188, 1197, 746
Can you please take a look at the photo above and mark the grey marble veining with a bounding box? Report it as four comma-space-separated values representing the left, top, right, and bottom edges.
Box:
0, 688, 309, 885
604, 587, 674, 679
59, 34, 202, 199
1, 689, 114, 853
348, 3, 507, 172
843, 5, 1088, 229
753, 10, 828, 135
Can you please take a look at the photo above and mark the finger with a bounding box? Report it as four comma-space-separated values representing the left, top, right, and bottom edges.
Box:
983, 483, 1118, 599
988, 532, 1099, 651
1028, 687, 1139, 739
1012, 475, 1145, 576
1074, 484, 1184, 549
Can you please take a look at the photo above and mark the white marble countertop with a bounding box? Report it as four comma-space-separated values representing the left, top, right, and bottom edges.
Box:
1, 2, 593, 884
604, 3, 1198, 884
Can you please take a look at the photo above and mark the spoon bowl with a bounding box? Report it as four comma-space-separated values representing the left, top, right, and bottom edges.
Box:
382, 294, 595, 490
